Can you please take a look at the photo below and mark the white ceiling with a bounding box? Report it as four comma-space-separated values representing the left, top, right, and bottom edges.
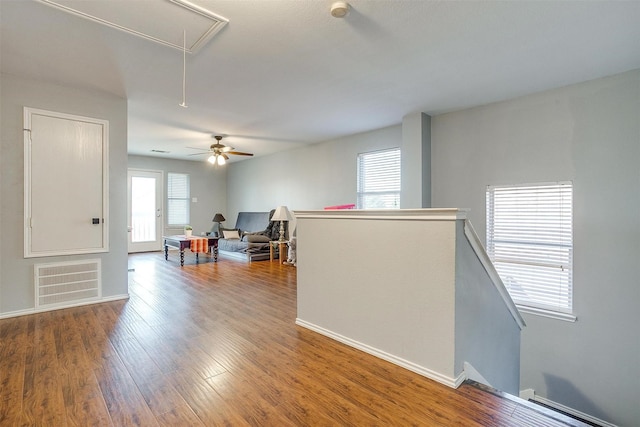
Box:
2, 0, 639, 163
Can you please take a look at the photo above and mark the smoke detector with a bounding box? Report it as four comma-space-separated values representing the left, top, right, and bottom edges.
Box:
330, 1, 350, 18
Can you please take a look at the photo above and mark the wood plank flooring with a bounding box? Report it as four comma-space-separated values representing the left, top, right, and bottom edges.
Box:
0, 252, 587, 426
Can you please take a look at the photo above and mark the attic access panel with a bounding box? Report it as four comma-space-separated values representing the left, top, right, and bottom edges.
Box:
36, 0, 228, 54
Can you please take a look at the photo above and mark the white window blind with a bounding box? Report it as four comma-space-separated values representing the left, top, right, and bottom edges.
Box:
167, 173, 190, 226
486, 182, 573, 314
357, 148, 401, 209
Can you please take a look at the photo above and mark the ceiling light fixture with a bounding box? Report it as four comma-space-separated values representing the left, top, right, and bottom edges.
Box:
207, 153, 227, 165
179, 29, 188, 108
330, 1, 350, 18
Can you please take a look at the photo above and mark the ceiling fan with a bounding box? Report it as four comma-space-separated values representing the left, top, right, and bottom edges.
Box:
189, 135, 254, 165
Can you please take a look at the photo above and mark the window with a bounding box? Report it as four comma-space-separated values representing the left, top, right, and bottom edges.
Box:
357, 148, 401, 209
486, 182, 573, 317
167, 173, 190, 226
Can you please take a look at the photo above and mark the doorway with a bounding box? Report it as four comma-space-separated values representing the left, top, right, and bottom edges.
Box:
128, 169, 163, 253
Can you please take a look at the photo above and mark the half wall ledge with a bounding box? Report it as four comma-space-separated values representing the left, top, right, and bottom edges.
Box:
295, 208, 524, 395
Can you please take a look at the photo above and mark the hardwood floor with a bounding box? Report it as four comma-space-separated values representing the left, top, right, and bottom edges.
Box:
1, 252, 586, 426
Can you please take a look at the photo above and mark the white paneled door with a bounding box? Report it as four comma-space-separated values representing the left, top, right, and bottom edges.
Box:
24, 108, 109, 257
128, 169, 163, 253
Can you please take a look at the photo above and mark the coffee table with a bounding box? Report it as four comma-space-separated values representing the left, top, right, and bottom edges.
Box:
163, 235, 219, 266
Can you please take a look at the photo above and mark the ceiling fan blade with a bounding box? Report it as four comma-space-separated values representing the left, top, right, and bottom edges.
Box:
228, 151, 254, 156
222, 153, 229, 160
187, 152, 210, 156
220, 146, 234, 153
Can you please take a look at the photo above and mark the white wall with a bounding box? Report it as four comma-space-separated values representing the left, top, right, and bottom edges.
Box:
296, 211, 458, 385
0, 73, 129, 315
127, 155, 227, 236
226, 125, 402, 222
431, 70, 640, 426
296, 210, 522, 393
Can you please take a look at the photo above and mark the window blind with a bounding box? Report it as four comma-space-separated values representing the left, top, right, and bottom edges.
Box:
167, 173, 190, 226
357, 148, 401, 209
486, 182, 573, 313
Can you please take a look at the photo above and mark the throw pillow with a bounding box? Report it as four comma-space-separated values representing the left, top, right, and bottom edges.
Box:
242, 231, 266, 242
222, 229, 240, 240
247, 234, 271, 243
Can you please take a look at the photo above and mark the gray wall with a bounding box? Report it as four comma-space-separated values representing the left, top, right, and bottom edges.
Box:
226, 125, 401, 222
296, 211, 459, 385
297, 211, 522, 393
432, 70, 640, 426
454, 221, 521, 396
127, 155, 227, 236
228, 69, 639, 425
4, 66, 636, 424
1, 73, 129, 314
401, 112, 432, 208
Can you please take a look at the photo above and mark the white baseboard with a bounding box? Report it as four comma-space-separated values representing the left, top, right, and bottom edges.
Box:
295, 318, 465, 388
520, 389, 617, 427
0, 294, 130, 319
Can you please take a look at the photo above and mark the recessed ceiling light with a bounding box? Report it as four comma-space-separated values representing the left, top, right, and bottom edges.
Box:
330, 1, 350, 18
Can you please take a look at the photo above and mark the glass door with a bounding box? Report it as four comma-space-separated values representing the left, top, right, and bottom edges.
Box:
128, 169, 163, 253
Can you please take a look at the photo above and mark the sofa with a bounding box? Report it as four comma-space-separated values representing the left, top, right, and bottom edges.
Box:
212, 210, 286, 261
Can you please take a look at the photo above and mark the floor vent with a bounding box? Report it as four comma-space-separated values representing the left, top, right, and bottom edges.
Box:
35, 259, 101, 309
530, 400, 603, 426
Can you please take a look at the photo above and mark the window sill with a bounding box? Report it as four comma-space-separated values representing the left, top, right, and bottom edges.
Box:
516, 305, 577, 323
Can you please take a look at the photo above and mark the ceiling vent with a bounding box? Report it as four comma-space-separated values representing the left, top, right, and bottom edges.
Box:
35, 0, 229, 54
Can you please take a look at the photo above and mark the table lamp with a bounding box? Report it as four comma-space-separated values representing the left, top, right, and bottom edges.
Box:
271, 206, 292, 242
212, 213, 225, 236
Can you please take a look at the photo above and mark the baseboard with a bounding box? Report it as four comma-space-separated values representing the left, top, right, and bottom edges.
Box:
295, 318, 464, 388
520, 389, 617, 427
0, 294, 130, 319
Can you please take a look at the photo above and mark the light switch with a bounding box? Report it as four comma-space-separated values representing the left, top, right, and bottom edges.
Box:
192, 197, 198, 203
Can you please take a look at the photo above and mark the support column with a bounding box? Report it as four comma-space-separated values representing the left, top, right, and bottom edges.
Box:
401, 112, 431, 208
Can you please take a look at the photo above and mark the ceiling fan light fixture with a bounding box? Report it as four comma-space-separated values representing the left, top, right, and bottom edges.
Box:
192, 135, 253, 164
